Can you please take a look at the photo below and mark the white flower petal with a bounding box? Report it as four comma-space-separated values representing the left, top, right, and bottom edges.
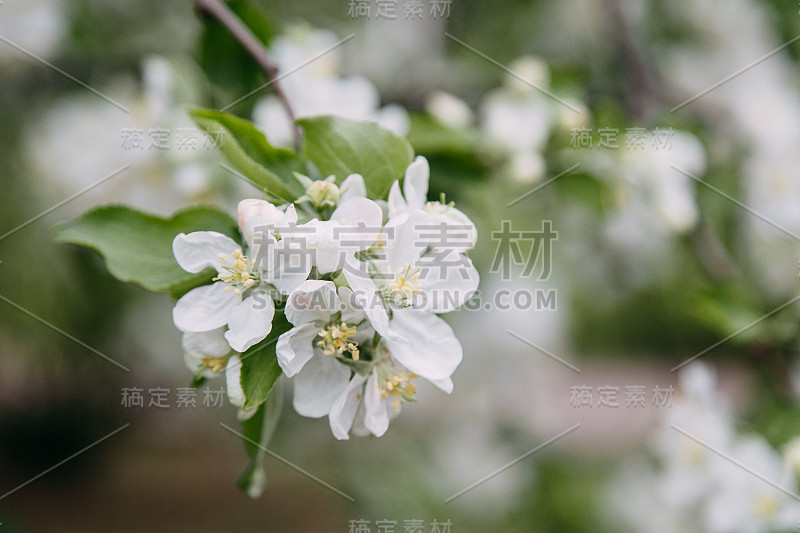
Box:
284, 280, 339, 325
385, 311, 462, 381
266, 238, 312, 295
225, 354, 246, 408
283, 204, 299, 226
293, 354, 351, 418
430, 376, 454, 394
337, 286, 367, 324
403, 156, 430, 210
329, 373, 366, 440
224, 295, 275, 352
424, 204, 478, 252
276, 323, 319, 377
364, 369, 390, 437
173, 231, 239, 273
182, 328, 231, 377
388, 180, 407, 220
343, 265, 398, 341
340, 173, 366, 201
384, 210, 429, 272
332, 197, 382, 233
173, 282, 240, 332
418, 250, 480, 313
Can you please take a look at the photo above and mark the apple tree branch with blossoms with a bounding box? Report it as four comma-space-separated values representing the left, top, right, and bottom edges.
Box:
51, 1, 478, 498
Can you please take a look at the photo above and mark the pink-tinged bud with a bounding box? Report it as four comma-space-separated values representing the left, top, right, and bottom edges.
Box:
237, 199, 284, 228
305, 180, 340, 208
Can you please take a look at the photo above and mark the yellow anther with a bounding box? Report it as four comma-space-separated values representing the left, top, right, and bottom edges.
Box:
202, 357, 228, 374
378, 368, 417, 402
385, 264, 422, 307
214, 249, 259, 294
317, 322, 359, 360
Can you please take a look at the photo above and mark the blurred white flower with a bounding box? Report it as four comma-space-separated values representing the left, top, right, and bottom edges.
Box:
504, 56, 551, 93
425, 90, 474, 130
595, 130, 706, 281
25, 55, 226, 216
661, 0, 800, 297
478, 55, 569, 185
704, 436, 800, 533
609, 362, 800, 533
0, 0, 65, 65
253, 25, 409, 148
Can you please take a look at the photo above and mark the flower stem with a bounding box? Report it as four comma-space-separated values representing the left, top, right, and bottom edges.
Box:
194, 0, 303, 151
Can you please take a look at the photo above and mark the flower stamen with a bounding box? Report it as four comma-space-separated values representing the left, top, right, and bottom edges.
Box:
214, 249, 259, 294
316, 322, 360, 360
383, 264, 422, 307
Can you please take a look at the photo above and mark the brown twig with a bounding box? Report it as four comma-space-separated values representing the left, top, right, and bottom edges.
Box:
602, 0, 660, 119
194, 0, 303, 151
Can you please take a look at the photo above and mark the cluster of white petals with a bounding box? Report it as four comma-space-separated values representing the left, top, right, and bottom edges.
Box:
172, 156, 478, 438
610, 363, 800, 533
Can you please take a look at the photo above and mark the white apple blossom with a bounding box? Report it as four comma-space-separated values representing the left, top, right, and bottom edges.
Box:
277, 279, 464, 439
291, 196, 384, 275
180, 328, 249, 415
172, 231, 277, 352
370, 209, 479, 315
388, 156, 478, 252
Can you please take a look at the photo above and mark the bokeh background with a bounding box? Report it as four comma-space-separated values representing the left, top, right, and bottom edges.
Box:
3, 0, 800, 531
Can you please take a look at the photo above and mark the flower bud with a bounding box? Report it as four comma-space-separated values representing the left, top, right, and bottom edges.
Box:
506, 56, 550, 93
426, 90, 473, 129
305, 180, 340, 209
237, 199, 284, 229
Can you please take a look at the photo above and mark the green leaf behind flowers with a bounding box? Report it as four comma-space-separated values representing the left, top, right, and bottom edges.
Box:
190, 107, 306, 201
51, 205, 238, 298
298, 115, 414, 199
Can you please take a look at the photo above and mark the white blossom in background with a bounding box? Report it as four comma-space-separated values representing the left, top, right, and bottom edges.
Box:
253, 24, 409, 148
609, 362, 800, 532
479, 56, 574, 185
583, 130, 706, 283
704, 436, 800, 533
660, 0, 800, 298
0, 0, 65, 65
425, 90, 474, 130
25, 55, 228, 216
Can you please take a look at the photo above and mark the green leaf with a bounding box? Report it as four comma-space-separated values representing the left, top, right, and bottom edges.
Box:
51, 205, 238, 297
691, 287, 768, 345
297, 115, 414, 199
190, 107, 306, 201
198, 0, 277, 112
238, 312, 293, 410
237, 379, 284, 499
407, 113, 479, 155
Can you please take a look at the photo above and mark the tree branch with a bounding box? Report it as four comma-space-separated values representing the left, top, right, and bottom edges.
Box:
194, 0, 302, 151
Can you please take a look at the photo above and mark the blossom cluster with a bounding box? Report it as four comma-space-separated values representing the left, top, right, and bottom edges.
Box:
171, 156, 478, 439
610, 363, 800, 533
